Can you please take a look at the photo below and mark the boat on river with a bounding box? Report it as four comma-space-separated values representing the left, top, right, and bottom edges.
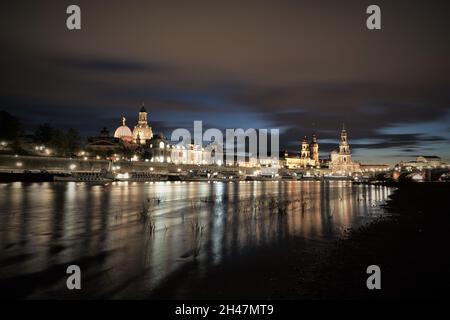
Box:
54, 171, 114, 183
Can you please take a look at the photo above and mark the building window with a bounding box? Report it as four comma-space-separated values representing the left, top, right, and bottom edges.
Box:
159, 142, 164, 149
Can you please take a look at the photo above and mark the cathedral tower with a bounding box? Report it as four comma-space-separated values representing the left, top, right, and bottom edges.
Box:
329, 124, 360, 174
138, 104, 148, 124
338, 124, 351, 163
300, 136, 310, 159
133, 103, 153, 144
299, 136, 311, 168
311, 133, 319, 166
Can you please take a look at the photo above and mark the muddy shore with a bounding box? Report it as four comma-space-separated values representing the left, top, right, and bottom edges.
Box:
151, 183, 450, 299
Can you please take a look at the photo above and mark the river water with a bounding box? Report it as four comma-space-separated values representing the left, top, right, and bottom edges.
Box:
0, 181, 391, 298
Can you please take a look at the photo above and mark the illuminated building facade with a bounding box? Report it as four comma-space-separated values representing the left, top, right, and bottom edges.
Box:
133, 104, 153, 144
283, 134, 320, 169
329, 125, 360, 174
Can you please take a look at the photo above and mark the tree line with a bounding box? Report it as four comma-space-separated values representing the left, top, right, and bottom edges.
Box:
0, 110, 81, 157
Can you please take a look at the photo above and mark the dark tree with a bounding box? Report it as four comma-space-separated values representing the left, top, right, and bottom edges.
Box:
122, 147, 135, 159
33, 124, 81, 156
33, 123, 55, 144
0, 110, 22, 140
49, 128, 69, 156
142, 148, 152, 160
67, 128, 81, 155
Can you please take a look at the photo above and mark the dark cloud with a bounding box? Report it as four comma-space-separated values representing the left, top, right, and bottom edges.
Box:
53, 56, 163, 73
0, 0, 449, 162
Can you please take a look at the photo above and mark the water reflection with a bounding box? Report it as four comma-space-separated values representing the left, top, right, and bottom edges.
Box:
0, 181, 391, 298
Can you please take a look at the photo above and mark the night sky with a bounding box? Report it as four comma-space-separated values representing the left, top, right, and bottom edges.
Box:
1, 0, 449, 164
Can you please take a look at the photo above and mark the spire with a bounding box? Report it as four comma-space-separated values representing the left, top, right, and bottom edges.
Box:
340, 124, 347, 142
300, 135, 310, 159
122, 116, 126, 126
140, 102, 146, 113
339, 124, 350, 155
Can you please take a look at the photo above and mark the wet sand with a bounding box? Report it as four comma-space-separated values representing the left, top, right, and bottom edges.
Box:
153, 183, 450, 299
316, 183, 450, 299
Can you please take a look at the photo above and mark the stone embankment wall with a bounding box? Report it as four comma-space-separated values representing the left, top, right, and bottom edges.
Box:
0, 155, 256, 174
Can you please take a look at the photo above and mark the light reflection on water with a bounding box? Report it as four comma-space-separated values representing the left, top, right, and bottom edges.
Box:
0, 181, 391, 298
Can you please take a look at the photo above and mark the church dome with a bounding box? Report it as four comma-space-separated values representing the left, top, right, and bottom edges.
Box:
114, 117, 133, 139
